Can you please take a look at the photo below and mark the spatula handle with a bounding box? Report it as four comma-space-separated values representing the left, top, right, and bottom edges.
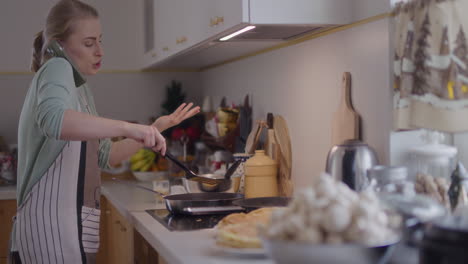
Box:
164, 152, 194, 175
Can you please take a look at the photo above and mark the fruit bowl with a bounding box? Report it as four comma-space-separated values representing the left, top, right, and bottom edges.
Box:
132, 171, 169, 182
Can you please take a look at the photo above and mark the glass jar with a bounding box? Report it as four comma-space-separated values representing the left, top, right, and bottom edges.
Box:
406, 131, 457, 181
408, 144, 457, 180
368, 165, 415, 196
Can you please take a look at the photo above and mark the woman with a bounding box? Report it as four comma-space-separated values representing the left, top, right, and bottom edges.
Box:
9, 0, 199, 263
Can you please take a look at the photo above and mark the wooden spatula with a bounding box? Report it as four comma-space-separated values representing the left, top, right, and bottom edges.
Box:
331, 72, 361, 146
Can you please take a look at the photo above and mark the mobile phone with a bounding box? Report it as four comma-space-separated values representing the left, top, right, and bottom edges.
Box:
45, 40, 86, 87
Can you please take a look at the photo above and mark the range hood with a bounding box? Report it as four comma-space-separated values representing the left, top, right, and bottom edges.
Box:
222, 25, 328, 42
153, 0, 390, 69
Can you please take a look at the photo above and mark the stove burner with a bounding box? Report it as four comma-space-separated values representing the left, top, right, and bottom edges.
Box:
146, 209, 232, 231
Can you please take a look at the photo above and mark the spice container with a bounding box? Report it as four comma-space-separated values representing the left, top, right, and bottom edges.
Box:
244, 150, 278, 198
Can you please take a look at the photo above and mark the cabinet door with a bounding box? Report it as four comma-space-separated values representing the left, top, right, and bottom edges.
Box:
134, 231, 159, 264
184, 0, 215, 45
0, 200, 16, 260
212, 0, 245, 36
96, 197, 109, 263
187, 0, 244, 43
141, 0, 159, 68
154, 0, 179, 61
108, 203, 134, 264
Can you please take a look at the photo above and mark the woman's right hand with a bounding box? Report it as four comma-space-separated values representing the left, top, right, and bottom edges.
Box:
125, 123, 166, 155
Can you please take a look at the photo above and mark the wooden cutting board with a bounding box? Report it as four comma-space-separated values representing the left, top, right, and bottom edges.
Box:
331, 72, 361, 146
244, 120, 267, 154
273, 115, 293, 197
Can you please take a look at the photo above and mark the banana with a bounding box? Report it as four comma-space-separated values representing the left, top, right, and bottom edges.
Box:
130, 149, 154, 163
130, 149, 157, 171
131, 157, 151, 171
130, 151, 146, 163
140, 161, 153, 172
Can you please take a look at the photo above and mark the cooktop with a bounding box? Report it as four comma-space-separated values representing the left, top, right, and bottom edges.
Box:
146, 209, 231, 231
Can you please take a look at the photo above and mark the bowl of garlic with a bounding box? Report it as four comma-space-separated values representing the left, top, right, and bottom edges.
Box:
260, 173, 401, 264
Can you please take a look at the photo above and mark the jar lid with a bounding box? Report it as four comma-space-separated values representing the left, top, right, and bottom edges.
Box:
409, 130, 457, 158
410, 144, 457, 158
245, 150, 276, 166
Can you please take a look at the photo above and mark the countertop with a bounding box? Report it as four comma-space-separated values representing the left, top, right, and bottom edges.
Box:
101, 180, 272, 264
0, 185, 16, 200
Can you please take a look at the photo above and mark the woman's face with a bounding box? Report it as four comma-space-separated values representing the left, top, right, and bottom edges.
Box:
61, 17, 103, 76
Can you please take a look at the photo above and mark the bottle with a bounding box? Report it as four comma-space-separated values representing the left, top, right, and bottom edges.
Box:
244, 150, 278, 198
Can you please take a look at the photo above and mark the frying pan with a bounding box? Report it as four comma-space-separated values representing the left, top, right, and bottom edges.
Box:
233, 196, 291, 212
112, 178, 244, 215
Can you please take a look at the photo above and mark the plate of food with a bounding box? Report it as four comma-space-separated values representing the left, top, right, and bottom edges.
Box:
213, 207, 280, 257
214, 244, 265, 257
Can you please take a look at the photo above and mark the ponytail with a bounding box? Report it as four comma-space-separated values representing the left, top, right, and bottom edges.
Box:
31, 31, 44, 72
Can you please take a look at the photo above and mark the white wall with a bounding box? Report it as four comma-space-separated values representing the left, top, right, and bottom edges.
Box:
201, 18, 392, 189
87, 72, 201, 123
0, 0, 144, 71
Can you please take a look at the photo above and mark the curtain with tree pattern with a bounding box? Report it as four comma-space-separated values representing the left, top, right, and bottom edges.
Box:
393, 0, 468, 132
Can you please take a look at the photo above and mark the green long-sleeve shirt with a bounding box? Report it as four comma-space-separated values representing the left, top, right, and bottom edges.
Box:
17, 57, 112, 206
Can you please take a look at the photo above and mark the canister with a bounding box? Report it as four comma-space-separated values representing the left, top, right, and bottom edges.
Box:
244, 150, 278, 198
407, 134, 457, 181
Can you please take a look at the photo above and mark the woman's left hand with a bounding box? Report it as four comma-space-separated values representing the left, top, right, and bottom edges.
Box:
153, 102, 200, 132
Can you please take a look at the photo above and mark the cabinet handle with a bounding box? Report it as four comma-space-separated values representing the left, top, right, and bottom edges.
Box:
120, 226, 127, 232
210, 17, 218, 26
163, 47, 169, 51
176, 37, 187, 44
216, 16, 224, 24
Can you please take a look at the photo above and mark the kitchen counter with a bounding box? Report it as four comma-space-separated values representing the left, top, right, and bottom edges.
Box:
0, 185, 16, 200
101, 180, 272, 264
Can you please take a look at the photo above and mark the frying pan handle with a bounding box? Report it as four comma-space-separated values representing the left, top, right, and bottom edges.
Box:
225, 160, 241, 179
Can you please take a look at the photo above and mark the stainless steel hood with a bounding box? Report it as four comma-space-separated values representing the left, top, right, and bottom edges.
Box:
152, 0, 390, 70
226, 25, 328, 41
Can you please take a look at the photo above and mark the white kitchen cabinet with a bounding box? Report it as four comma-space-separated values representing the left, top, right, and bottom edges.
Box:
143, 0, 245, 68
142, 0, 389, 69
141, 0, 158, 69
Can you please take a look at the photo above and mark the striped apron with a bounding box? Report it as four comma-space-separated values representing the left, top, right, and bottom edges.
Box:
14, 139, 101, 264
11, 89, 102, 264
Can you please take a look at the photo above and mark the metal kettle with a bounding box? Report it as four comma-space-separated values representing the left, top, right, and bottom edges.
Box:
325, 139, 378, 192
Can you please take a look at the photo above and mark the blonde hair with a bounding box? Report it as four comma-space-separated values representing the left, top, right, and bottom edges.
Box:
31, 0, 99, 72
